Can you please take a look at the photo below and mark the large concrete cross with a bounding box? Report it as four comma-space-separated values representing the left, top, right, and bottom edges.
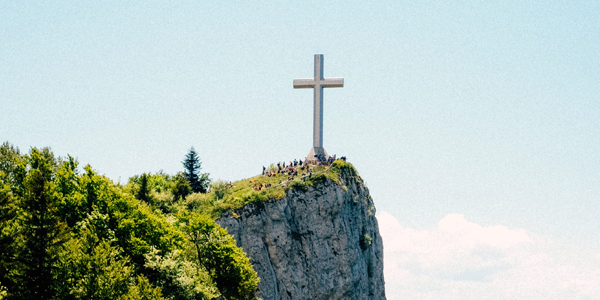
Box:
294, 54, 344, 162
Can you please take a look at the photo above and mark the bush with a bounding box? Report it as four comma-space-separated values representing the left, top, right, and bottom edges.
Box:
287, 180, 308, 192
325, 159, 359, 184
305, 173, 327, 187
183, 192, 211, 212
360, 234, 372, 251
211, 180, 230, 201
152, 190, 174, 214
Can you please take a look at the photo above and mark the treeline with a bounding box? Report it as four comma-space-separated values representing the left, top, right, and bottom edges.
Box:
127, 147, 212, 214
0, 142, 259, 300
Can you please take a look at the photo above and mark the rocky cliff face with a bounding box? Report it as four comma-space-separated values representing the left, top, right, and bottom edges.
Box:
216, 167, 386, 300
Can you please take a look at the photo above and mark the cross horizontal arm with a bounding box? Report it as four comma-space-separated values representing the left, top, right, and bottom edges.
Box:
321, 77, 344, 88
293, 77, 344, 89
293, 79, 316, 89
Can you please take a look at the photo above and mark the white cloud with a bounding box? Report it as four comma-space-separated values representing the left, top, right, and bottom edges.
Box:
377, 211, 600, 300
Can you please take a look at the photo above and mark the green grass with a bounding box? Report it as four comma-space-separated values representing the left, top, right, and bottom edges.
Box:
188, 160, 359, 219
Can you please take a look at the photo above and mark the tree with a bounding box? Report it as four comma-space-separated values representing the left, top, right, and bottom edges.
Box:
15, 148, 70, 300
182, 148, 209, 193
144, 247, 220, 300
136, 173, 151, 204
177, 212, 259, 300
0, 142, 26, 198
211, 180, 230, 201
0, 142, 20, 183
55, 235, 166, 300
54, 155, 86, 228
171, 173, 191, 202
0, 171, 18, 294
59, 239, 131, 299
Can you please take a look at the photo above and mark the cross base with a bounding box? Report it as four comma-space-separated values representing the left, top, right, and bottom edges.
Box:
305, 147, 329, 164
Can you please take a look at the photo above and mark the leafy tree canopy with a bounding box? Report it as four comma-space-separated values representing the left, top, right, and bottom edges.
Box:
0, 142, 259, 300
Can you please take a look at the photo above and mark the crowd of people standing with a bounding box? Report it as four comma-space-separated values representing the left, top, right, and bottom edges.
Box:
254, 155, 347, 190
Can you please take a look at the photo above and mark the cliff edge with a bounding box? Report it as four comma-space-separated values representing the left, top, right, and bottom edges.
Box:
216, 164, 386, 300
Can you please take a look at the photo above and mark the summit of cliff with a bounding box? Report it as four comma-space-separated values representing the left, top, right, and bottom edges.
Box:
216, 161, 386, 300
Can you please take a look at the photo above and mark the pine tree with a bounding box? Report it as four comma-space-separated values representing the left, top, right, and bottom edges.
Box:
136, 173, 150, 203
16, 148, 70, 300
182, 148, 209, 193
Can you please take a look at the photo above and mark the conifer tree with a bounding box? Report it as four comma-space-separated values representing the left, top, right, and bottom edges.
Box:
16, 148, 70, 300
182, 148, 209, 193
136, 173, 150, 203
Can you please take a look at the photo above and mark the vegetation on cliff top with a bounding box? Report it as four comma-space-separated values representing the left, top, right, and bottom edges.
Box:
183, 159, 359, 219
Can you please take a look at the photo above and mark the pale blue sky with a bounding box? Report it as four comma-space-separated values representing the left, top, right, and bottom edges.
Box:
2, 1, 599, 297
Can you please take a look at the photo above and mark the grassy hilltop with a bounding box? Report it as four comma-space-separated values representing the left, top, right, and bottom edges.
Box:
183, 159, 358, 219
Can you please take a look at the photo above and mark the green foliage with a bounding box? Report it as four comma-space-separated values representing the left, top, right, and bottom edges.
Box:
54, 156, 86, 227
56, 239, 131, 299
76, 210, 116, 244
0, 142, 344, 299
0, 171, 18, 291
144, 248, 220, 300
211, 180, 231, 201
182, 148, 210, 194
15, 147, 71, 300
81, 165, 104, 215
127, 172, 172, 196
110, 195, 185, 268
287, 180, 308, 192
172, 173, 191, 202
125, 172, 179, 214
136, 173, 152, 204
367, 203, 375, 216
146, 171, 172, 194
0, 143, 258, 300
312, 165, 327, 173
0, 142, 22, 194
185, 160, 359, 219
177, 212, 259, 300
55, 232, 168, 300
182, 192, 211, 212
326, 159, 358, 183
304, 173, 327, 187
152, 190, 175, 214
360, 234, 372, 251
122, 275, 165, 300
0, 284, 6, 300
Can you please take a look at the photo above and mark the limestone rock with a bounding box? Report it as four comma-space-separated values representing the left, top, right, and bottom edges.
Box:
217, 168, 386, 300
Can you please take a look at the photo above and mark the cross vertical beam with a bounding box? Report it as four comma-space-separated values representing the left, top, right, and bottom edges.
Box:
314, 54, 324, 148
293, 54, 343, 162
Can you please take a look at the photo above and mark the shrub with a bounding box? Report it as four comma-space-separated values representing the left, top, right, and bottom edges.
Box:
287, 180, 308, 192
305, 173, 327, 187
360, 234, 372, 251
152, 190, 174, 214
211, 180, 230, 201
183, 192, 211, 211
